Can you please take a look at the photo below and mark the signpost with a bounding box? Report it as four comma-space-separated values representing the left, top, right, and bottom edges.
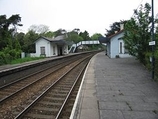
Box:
149, 41, 155, 46
151, 0, 155, 79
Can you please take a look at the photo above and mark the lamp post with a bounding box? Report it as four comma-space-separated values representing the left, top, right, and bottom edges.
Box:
151, 0, 155, 79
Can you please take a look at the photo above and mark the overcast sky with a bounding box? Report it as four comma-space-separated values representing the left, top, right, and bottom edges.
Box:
0, 0, 158, 36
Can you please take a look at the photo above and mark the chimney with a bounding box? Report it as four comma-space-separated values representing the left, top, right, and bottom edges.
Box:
120, 23, 124, 30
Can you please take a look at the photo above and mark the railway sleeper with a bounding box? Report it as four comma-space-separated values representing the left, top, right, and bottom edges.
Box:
36, 102, 62, 107
24, 114, 54, 119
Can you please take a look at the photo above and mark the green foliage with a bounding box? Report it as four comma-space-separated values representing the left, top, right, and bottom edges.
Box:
122, 3, 158, 79
53, 29, 65, 37
155, 51, 158, 79
91, 33, 103, 40
0, 14, 23, 65
0, 52, 7, 65
66, 31, 83, 44
79, 30, 91, 40
123, 3, 152, 64
16, 32, 25, 47
145, 51, 158, 79
43, 31, 55, 38
0, 14, 22, 49
88, 44, 104, 50
10, 57, 44, 64
0, 47, 21, 65
105, 20, 127, 37
22, 30, 39, 53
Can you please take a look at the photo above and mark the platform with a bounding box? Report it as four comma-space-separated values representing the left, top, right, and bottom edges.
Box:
73, 52, 158, 119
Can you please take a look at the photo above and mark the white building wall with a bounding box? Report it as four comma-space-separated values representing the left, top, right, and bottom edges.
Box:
35, 39, 59, 57
118, 39, 132, 58
50, 43, 60, 56
35, 38, 49, 57
110, 32, 126, 58
50, 43, 57, 56
49, 43, 53, 56
106, 42, 110, 57
110, 36, 120, 58
47, 41, 50, 57
109, 32, 132, 58
35, 37, 69, 57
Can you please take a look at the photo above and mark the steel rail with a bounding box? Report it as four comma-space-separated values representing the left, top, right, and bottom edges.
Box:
0, 55, 80, 89
55, 59, 88, 119
14, 56, 90, 119
0, 56, 85, 104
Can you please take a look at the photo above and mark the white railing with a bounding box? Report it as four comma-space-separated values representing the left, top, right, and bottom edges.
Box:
69, 40, 100, 53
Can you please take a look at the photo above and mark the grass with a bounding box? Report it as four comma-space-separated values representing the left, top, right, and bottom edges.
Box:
10, 57, 45, 64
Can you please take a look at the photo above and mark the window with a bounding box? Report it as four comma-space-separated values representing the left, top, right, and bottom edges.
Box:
119, 42, 123, 54
53, 45, 56, 55
40, 47, 45, 55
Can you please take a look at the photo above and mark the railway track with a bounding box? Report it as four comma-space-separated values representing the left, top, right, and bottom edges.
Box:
0, 54, 85, 103
15, 56, 89, 119
0, 53, 94, 119
0, 54, 87, 87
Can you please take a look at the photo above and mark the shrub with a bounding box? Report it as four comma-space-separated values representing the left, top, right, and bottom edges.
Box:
154, 50, 158, 79
0, 46, 22, 65
145, 51, 158, 80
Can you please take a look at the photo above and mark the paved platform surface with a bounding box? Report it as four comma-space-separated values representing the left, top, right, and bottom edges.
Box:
76, 52, 158, 119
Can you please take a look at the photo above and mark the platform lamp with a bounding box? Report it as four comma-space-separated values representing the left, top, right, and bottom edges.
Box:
151, 0, 155, 79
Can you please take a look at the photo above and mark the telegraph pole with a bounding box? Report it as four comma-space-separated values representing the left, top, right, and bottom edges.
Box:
151, 0, 155, 79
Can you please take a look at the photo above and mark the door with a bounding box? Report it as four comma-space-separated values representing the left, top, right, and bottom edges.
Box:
57, 46, 63, 56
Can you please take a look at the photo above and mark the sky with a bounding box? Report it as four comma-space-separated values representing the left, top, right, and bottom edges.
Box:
0, 0, 158, 36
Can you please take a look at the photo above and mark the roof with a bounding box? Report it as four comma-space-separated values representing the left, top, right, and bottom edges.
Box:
99, 30, 124, 43
54, 35, 65, 40
98, 36, 110, 43
35, 35, 68, 45
108, 30, 124, 39
40, 35, 65, 42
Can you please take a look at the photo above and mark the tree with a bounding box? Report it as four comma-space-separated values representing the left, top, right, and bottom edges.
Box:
79, 30, 91, 40
43, 31, 55, 38
16, 32, 25, 47
105, 20, 127, 37
123, 3, 153, 64
0, 14, 22, 50
73, 28, 80, 34
91, 33, 103, 40
65, 30, 83, 44
23, 30, 39, 53
28, 24, 49, 34
53, 29, 65, 37
0, 14, 22, 64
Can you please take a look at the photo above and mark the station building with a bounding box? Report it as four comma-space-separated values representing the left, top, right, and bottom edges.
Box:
99, 24, 132, 58
34, 35, 69, 57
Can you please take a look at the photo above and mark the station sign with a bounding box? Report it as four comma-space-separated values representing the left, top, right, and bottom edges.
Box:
149, 41, 155, 46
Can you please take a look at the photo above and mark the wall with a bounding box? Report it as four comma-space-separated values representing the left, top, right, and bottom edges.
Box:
106, 42, 110, 57
110, 32, 132, 58
118, 39, 132, 58
35, 38, 50, 57
110, 33, 121, 58
35, 38, 69, 57
50, 43, 58, 56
